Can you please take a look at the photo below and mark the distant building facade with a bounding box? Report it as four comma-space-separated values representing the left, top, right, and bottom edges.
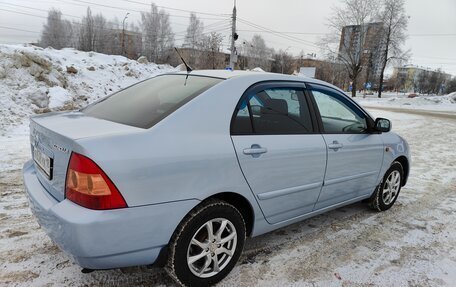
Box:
113, 29, 142, 59
338, 22, 384, 86
392, 65, 452, 94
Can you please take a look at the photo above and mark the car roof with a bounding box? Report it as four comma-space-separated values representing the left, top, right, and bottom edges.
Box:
171, 69, 345, 94
173, 69, 313, 81
174, 69, 273, 79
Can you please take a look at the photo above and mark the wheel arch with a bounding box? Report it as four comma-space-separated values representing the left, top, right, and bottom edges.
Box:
394, 155, 409, 186
205, 192, 255, 237
154, 192, 255, 267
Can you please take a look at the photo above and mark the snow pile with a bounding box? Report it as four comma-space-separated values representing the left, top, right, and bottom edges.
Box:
0, 44, 177, 133
250, 67, 265, 72
48, 86, 71, 109
355, 92, 456, 113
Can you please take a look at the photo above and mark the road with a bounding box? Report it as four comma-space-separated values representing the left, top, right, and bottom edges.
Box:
1, 109, 455, 287
363, 105, 456, 120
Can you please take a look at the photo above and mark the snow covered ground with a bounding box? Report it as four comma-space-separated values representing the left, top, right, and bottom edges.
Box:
354, 92, 456, 114
1, 45, 456, 286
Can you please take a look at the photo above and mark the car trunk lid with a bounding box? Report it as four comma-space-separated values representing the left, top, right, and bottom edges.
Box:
30, 111, 143, 201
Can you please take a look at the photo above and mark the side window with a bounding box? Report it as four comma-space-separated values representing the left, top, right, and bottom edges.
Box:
231, 99, 253, 135
311, 88, 367, 133
231, 87, 313, 135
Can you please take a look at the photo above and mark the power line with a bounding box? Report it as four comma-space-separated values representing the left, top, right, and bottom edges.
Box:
237, 17, 319, 47
0, 1, 82, 19
237, 29, 326, 36
0, 5, 233, 46
237, 29, 456, 37
0, 8, 51, 20
68, 0, 228, 20
0, 5, 226, 34
0, 25, 41, 34
236, 18, 320, 50
0, 23, 232, 44
174, 20, 231, 36
174, 27, 231, 42
0, 8, 133, 32
118, 0, 225, 17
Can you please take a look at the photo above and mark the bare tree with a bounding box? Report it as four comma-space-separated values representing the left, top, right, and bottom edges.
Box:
141, 3, 174, 63
377, 0, 409, 97
446, 77, 456, 94
79, 7, 95, 51
92, 13, 108, 53
199, 32, 225, 69
39, 9, 74, 49
156, 10, 174, 63
323, 0, 380, 97
271, 49, 294, 74
184, 13, 204, 49
78, 8, 113, 54
390, 68, 407, 92
244, 34, 273, 71
103, 19, 121, 55
183, 13, 204, 66
430, 69, 449, 95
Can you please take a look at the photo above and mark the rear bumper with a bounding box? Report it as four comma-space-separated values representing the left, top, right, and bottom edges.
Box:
23, 160, 199, 269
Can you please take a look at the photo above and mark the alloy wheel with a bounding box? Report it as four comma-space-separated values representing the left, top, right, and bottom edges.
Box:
382, 170, 401, 205
186, 218, 237, 278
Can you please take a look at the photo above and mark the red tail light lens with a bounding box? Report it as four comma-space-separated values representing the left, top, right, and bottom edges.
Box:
65, 153, 127, 210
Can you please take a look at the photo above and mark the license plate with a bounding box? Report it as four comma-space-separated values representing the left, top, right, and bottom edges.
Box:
33, 147, 53, 179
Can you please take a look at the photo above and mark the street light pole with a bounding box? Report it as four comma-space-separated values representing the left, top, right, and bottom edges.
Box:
229, 1, 237, 70
121, 12, 130, 57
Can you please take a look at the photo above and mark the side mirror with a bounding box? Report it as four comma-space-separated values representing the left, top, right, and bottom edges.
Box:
250, 105, 262, 116
375, 118, 391, 132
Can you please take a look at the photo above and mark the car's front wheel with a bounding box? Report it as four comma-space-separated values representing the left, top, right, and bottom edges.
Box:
166, 199, 246, 286
369, 161, 404, 211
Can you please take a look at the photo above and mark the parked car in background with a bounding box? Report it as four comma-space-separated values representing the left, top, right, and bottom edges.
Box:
23, 70, 410, 286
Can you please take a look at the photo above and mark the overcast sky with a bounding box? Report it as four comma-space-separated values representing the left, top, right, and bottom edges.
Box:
0, 0, 455, 75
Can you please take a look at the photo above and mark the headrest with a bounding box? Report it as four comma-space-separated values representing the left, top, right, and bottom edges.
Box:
262, 99, 288, 115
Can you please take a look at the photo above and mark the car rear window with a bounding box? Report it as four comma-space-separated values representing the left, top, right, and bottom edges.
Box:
83, 74, 223, 129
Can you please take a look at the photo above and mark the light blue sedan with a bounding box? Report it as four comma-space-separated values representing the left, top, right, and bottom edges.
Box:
23, 70, 410, 286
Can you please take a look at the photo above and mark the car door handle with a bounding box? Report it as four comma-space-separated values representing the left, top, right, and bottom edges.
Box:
328, 141, 344, 151
243, 144, 267, 157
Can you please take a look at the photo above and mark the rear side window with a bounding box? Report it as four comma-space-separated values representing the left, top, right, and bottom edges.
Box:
231, 87, 313, 135
83, 75, 222, 129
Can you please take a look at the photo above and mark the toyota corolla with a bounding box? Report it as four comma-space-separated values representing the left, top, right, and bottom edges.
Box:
23, 70, 410, 286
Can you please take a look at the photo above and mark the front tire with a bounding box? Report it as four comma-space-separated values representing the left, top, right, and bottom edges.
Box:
166, 200, 246, 286
369, 161, 404, 211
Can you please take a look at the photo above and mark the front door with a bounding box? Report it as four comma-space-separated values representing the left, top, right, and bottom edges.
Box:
231, 82, 327, 224
308, 84, 384, 210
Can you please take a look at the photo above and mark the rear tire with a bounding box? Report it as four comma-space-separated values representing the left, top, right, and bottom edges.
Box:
166, 199, 246, 286
369, 161, 404, 211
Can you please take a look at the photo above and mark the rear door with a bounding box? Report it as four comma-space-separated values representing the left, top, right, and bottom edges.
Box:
307, 84, 384, 210
231, 82, 327, 224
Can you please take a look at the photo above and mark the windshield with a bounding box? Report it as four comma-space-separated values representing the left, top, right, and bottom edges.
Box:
83, 74, 223, 129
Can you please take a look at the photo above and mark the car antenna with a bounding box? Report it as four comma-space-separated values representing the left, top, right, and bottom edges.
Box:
174, 47, 192, 73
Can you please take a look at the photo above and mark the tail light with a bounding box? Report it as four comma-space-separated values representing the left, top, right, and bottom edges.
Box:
65, 152, 127, 210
